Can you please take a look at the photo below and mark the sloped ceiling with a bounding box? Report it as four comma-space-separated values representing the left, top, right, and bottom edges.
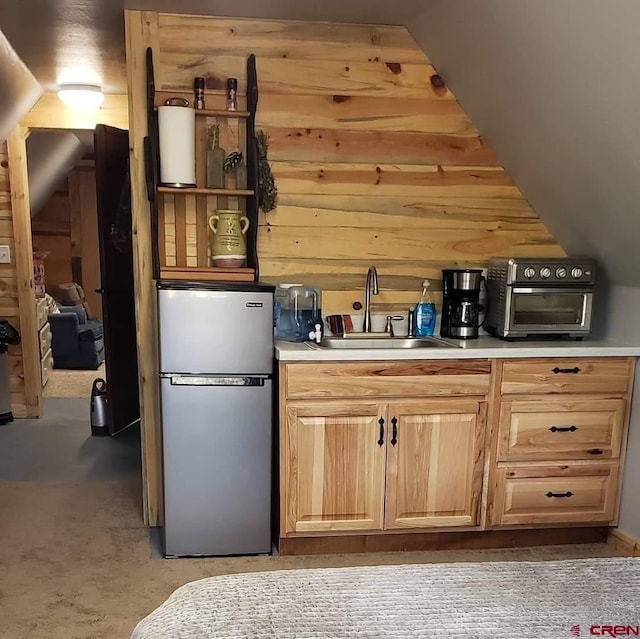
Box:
408, 1, 640, 286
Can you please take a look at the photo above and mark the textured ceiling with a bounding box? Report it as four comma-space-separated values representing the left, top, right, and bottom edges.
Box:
0, 0, 424, 93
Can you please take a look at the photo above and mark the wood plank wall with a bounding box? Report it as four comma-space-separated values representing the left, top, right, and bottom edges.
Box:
0, 143, 25, 415
152, 14, 564, 314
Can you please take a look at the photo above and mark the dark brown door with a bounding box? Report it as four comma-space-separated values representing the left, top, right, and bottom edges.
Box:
94, 124, 140, 435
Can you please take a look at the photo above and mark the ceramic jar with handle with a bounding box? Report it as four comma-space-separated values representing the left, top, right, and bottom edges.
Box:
208, 209, 250, 267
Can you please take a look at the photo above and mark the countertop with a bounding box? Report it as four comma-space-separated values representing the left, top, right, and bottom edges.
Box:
275, 335, 640, 361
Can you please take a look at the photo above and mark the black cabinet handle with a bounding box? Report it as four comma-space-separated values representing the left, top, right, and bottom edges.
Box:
549, 425, 578, 432
552, 366, 581, 374
588, 448, 604, 455
546, 491, 574, 498
391, 417, 398, 446
377, 417, 385, 447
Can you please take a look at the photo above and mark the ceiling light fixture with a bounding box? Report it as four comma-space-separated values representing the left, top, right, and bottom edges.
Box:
57, 83, 104, 110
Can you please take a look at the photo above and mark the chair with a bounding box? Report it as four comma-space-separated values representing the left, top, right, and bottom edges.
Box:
48, 284, 105, 370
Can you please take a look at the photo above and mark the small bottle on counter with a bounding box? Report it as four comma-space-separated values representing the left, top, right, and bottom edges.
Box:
413, 280, 436, 337
194, 76, 205, 110
226, 78, 238, 111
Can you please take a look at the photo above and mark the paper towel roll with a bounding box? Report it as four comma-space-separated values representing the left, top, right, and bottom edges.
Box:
158, 105, 196, 187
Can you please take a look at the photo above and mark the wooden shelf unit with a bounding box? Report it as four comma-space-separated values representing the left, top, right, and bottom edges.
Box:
146, 51, 260, 282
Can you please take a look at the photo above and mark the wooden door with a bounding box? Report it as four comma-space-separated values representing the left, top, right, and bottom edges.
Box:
385, 400, 485, 529
94, 124, 140, 435
283, 401, 387, 534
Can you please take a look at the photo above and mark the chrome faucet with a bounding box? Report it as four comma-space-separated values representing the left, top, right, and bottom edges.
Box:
363, 266, 379, 332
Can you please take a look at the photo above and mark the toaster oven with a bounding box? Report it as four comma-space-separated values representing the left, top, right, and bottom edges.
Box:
485, 257, 596, 339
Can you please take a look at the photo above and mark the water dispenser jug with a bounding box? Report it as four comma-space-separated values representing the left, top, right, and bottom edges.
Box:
274, 284, 321, 342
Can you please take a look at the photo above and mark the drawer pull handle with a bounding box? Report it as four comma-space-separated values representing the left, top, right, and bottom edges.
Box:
549, 425, 578, 432
546, 491, 574, 498
391, 417, 398, 446
377, 417, 385, 447
588, 448, 604, 455
552, 366, 581, 374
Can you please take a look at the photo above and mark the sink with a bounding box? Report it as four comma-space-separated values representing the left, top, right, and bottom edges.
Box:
306, 336, 460, 350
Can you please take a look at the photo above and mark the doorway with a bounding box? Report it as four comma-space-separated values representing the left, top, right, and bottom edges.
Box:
18, 124, 142, 491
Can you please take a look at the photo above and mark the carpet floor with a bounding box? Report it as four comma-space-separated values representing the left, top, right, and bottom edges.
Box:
0, 399, 625, 639
45, 365, 106, 399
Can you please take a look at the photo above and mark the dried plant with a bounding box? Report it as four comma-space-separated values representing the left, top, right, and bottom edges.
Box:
207, 124, 220, 149
257, 130, 277, 213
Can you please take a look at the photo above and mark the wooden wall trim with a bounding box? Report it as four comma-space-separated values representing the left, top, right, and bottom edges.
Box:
125, 9, 163, 526
279, 527, 609, 556
608, 528, 640, 557
6, 128, 41, 417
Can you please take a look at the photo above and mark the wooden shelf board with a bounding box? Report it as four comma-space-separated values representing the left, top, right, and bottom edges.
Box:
153, 106, 249, 118
196, 109, 250, 118
160, 266, 255, 282
157, 187, 254, 196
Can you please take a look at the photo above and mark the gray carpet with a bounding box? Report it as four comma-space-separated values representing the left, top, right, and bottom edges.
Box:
131, 558, 640, 639
0, 397, 141, 481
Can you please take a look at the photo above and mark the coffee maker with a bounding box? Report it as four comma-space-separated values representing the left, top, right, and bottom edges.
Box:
440, 269, 484, 339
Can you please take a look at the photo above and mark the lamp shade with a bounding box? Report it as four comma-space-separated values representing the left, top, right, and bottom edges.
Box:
57, 83, 104, 110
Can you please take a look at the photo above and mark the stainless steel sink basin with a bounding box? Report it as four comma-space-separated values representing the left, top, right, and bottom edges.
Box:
306, 336, 460, 350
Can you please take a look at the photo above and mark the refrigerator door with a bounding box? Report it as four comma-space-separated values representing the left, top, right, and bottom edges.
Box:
161, 375, 272, 556
158, 285, 273, 375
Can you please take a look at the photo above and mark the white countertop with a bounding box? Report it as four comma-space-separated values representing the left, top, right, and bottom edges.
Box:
275, 335, 640, 361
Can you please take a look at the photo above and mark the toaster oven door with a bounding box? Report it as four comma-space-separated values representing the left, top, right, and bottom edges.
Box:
506, 288, 593, 335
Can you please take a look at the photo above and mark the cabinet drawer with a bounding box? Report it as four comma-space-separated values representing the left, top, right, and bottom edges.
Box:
36, 297, 48, 330
497, 398, 625, 462
41, 348, 53, 387
492, 464, 618, 526
285, 360, 491, 400
500, 358, 633, 395
39, 322, 52, 358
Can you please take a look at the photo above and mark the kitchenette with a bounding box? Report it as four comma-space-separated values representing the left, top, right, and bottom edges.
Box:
118, 11, 640, 558
272, 260, 640, 555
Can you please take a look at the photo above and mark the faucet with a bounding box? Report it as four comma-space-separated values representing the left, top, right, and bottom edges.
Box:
363, 266, 379, 332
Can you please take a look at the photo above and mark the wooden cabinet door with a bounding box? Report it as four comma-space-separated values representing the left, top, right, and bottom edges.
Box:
385, 400, 485, 529
283, 401, 387, 534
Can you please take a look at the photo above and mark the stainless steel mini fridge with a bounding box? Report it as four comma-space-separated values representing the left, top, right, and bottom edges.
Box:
157, 280, 275, 557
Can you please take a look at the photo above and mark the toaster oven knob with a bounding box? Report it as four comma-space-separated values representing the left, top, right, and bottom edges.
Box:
571, 266, 584, 279
555, 267, 567, 279
540, 267, 552, 279
523, 266, 536, 279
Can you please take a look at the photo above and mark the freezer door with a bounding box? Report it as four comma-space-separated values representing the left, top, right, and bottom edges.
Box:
158, 288, 273, 374
161, 376, 273, 556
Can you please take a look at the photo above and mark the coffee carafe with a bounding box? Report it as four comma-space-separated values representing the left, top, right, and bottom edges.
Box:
440, 269, 484, 339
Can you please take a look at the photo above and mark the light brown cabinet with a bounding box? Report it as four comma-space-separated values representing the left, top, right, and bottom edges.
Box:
283, 401, 386, 534
280, 360, 489, 536
279, 355, 635, 551
384, 400, 485, 529
488, 357, 634, 528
